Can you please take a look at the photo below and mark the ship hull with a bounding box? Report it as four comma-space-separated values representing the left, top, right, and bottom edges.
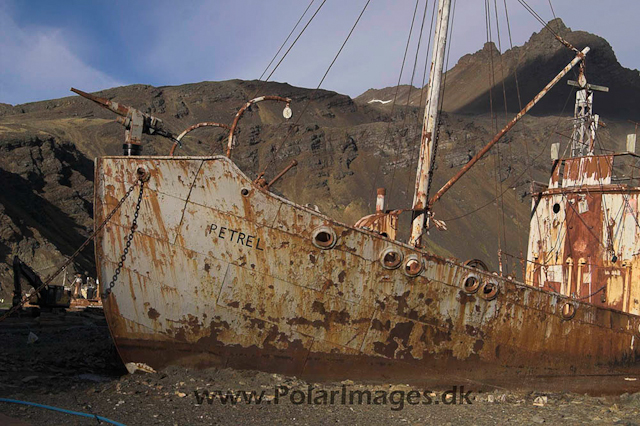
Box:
95, 156, 640, 393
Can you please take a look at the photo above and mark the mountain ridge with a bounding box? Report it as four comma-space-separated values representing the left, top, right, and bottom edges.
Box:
356, 18, 640, 120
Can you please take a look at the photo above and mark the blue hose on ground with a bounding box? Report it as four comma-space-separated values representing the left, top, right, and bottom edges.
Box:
0, 398, 126, 426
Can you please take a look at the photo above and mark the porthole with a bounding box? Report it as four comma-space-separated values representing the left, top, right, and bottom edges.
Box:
552, 203, 560, 214
403, 255, 423, 277
463, 275, 481, 294
241, 187, 250, 196
561, 302, 576, 320
380, 248, 403, 270
463, 258, 488, 271
312, 226, 337, 250
479, 280, 499, 301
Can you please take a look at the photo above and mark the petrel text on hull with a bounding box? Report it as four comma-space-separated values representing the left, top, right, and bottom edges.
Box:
66, 0, 640, 393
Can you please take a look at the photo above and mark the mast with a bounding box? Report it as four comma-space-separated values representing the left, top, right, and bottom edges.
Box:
567, 66, 608, 157
410, 0, 451, 247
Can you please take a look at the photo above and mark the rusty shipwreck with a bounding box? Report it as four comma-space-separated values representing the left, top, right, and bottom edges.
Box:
79, 0, 640, 392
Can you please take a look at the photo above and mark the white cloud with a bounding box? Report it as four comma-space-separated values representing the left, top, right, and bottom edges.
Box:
0, 6, 123, 105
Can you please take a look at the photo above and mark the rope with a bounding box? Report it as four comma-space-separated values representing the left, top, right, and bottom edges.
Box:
0, 179, 141, 323
0, 398, 126, 426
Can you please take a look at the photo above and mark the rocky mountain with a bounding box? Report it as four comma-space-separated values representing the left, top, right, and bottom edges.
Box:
357, 18, 640, 120
0, 130, 94, 300
0, 19, 637, 302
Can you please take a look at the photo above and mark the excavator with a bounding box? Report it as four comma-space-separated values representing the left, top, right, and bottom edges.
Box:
12, 256, 71, 313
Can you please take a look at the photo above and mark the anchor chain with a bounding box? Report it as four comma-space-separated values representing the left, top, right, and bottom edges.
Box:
417, 117, 442, 237
105, 179, 145, 296
424, 117, 442, 205
0, 177, 144, 322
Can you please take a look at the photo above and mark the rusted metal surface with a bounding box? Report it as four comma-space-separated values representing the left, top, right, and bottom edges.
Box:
71, 87, 176, 153
354, 212, 399, 241
71, 88, 131, 117
226, 96, 292, 158
169, 122, 230, 156
266, 159, 297, 189
95, 155, 640, 390
563, 155, 612, 187
354, 188, 398, 239
527, 154, 640, 315
376, 188, 386, 213
429, 47, 591, 208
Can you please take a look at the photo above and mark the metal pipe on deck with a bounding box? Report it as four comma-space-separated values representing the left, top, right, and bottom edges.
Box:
376, 188, 386, 213
226, 96, 292, 158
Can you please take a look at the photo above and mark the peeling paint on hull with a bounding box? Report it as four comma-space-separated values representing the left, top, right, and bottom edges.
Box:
95, 156, 640, 393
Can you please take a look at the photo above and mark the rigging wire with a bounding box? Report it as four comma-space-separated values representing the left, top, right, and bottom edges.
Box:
547, 0, 558, 25
440, 85, 577, 222
416, 0, 438, 114
504, 0, 537, 276
260, 0, 372, 177
368, 0, 422, 210
493, 0, 508, 122
249, 0, 316, 101
516, 0, 576, 53
387, 0, 431, 199
610, 195, 628, 257
252, 0, 328, 99
484, 0, 507, 272
421, 0, 457, 208
404, 0, 438, 201
182, 1, 322, 153
405, 0, 431, 112
256, 0, 316, 84
502, 0, 522, 111
493, 0, 524, 274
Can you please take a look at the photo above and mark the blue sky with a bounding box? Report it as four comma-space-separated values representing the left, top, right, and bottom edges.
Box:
1, 0, 638, 105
